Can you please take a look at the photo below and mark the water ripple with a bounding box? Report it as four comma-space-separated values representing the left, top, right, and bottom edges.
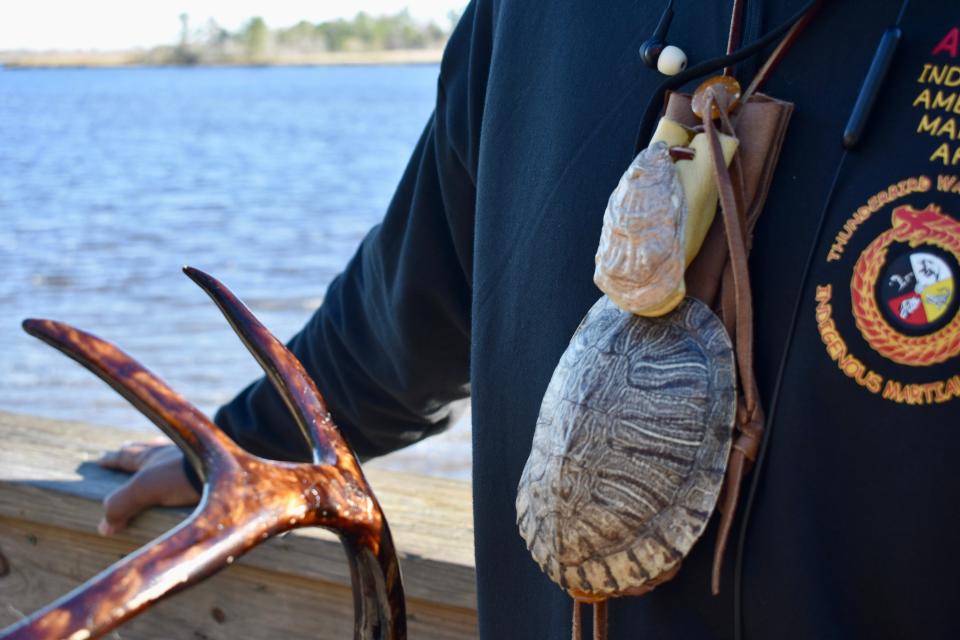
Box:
0, 66, 471, 479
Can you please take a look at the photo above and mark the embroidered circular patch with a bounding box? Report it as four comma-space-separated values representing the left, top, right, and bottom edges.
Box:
878, 250, 957, 333
851, 204, 960, 366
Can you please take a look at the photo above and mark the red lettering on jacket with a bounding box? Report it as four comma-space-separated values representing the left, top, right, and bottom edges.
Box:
933, 27, 959, 58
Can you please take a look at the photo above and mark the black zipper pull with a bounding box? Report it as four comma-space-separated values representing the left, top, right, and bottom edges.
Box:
843, 26, 902, 149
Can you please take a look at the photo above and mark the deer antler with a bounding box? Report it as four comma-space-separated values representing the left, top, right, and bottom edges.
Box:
0, 267, 405, 640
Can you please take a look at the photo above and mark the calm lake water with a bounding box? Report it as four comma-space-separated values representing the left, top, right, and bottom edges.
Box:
0, 65, 471, 480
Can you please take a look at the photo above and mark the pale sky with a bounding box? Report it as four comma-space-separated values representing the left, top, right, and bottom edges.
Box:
1, 1, 467, 51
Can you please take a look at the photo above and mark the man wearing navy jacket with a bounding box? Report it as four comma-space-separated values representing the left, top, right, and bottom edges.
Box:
98, 1, 960, 637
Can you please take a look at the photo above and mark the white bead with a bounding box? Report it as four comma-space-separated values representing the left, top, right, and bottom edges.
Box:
657, 45, 687, 76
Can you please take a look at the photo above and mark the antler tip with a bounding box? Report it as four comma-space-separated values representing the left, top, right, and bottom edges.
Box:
22, 318, 54, 338
182, 266, 217, 291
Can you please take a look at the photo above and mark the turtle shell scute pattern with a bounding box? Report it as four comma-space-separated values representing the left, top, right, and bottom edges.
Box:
516, 295, 735, 598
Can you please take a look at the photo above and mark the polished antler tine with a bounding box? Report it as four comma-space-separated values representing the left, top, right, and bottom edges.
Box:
183, 267, 407, 638
21, 319, 236, 480
182, 266, 342, 465
0, 499, 256, 640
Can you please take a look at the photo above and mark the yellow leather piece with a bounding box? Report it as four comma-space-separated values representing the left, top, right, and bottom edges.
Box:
650, 118, 739, 267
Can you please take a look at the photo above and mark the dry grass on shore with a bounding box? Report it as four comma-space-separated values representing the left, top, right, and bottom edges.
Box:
0, 48, 445, 69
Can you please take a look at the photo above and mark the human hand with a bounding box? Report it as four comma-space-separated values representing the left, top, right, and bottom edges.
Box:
95, 439, 201, 536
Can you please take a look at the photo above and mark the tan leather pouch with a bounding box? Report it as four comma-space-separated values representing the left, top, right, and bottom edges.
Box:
663, 92, 794, 310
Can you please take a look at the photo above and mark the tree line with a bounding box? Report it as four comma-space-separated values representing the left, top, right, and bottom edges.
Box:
149, 10, 461, 65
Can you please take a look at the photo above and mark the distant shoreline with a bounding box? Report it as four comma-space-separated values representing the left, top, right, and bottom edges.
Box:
0, 48, 444, 69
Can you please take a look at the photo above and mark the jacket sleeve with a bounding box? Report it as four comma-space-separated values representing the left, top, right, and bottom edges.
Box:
210, 2, 491, 464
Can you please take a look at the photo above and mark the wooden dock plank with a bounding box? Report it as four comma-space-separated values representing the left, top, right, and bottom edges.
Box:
0, 411, 478, 639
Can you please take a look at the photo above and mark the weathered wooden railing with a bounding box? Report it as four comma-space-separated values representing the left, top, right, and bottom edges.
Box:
0, 411, 477, 639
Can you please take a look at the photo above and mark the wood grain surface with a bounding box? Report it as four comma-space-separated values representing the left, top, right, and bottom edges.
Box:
0, 412, 477, 639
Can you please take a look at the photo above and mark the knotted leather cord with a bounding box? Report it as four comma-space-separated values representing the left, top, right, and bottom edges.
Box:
703, 92, 766, 595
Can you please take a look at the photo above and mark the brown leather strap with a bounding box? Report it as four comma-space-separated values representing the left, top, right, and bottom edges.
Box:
676, 92, 793, 593
703, 92, 765, 595
720, 263, 738, 339
704, 94, 759, 418
593, 601, 608, 640
741, 0, 824, 102
572, 600, 583, 640
725, 0, 747, 75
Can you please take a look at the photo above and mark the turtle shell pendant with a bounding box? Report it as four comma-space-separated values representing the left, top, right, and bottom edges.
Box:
516, 136, 738, 600
516, 296, 735, 599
